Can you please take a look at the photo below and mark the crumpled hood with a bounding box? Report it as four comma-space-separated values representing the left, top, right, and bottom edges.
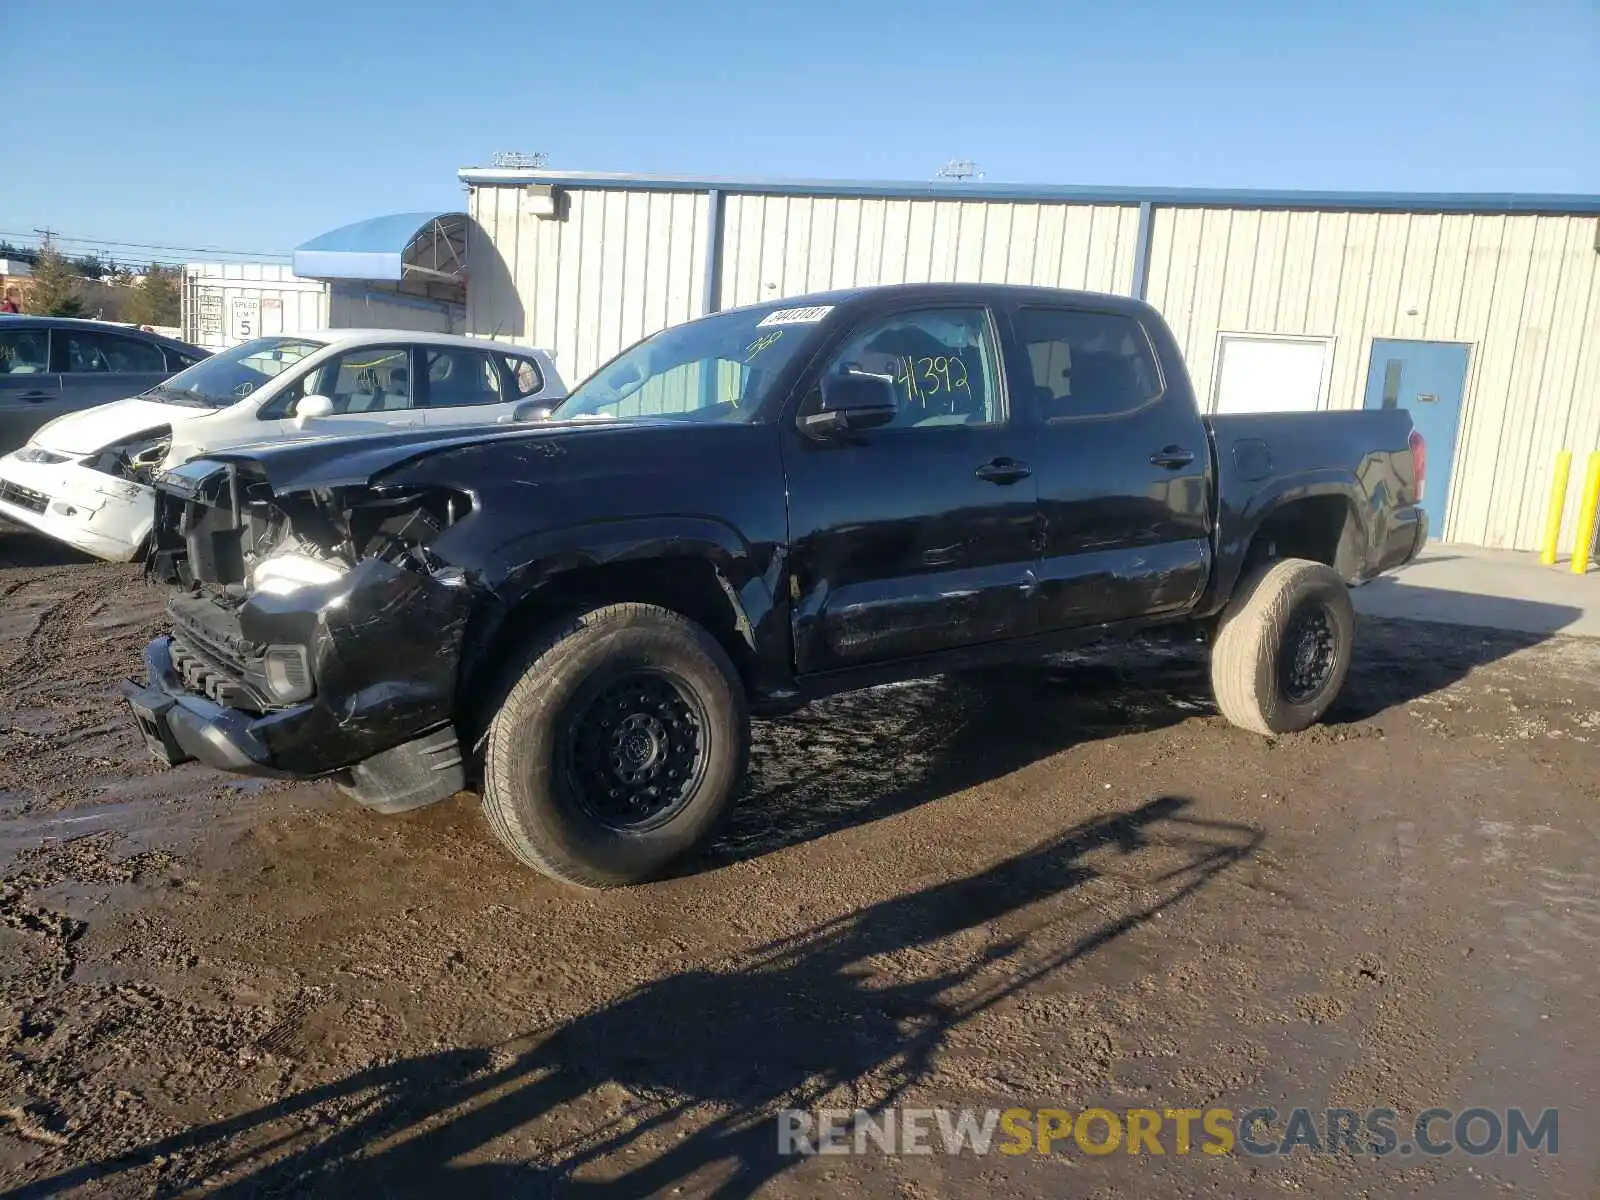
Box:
190, 417, 671, 494
32, 396, 212, 455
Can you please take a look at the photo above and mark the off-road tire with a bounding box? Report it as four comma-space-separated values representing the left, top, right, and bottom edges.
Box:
482, 603, 749, 888
1210, 558, 1355, 736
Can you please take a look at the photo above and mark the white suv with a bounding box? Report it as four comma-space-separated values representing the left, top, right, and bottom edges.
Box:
0, 329, 565, 561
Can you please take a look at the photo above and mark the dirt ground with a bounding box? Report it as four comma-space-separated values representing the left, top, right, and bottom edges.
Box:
1, 521, 1596, 1198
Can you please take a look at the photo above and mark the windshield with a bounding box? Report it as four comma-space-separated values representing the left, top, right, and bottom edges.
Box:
146, 336, 326, 408
550, 304, 831, 424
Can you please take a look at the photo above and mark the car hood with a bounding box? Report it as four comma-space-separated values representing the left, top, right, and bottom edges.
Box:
188, 417, 674, 494
32, 396, 214, 455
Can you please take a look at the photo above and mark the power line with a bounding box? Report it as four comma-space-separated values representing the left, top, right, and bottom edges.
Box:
1, 250, 240, 272
0, 229, 292, 260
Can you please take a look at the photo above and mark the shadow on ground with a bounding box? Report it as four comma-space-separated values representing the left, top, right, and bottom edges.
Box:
705, 596, 1570, 868
1352, 578, 1586, 638
16, 795, 1261, 1198
0, 523, 98, 570
705, 646, 1209, 869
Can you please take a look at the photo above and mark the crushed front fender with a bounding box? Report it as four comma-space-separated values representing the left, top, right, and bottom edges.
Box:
239, 554, 479, 773
139, 553, 480, 779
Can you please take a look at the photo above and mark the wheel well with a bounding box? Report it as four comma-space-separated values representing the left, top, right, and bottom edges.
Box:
1244, 496, 1363, 580
461, 556, 756, 706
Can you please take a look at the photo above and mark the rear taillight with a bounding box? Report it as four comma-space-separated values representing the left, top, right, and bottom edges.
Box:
1409, 430, 1427, 502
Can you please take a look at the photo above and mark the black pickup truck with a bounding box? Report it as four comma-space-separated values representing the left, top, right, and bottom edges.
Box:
123, 284, 1427, 887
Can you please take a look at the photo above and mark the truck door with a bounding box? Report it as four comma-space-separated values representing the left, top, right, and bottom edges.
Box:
782, 303, 1041, 673
1005, 303, 1212, 630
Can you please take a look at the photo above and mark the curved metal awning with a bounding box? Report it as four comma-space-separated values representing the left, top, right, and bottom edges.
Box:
292, 211, 467, 284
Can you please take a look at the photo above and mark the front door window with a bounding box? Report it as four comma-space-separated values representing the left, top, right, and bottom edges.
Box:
822, 307, 1003, 429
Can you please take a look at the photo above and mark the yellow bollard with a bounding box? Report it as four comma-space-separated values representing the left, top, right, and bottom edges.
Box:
1540, 449, 1573, 565
1572, 451, 1600, 576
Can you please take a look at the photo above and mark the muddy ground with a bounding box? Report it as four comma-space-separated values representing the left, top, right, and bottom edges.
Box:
1, 520, 1596, 1198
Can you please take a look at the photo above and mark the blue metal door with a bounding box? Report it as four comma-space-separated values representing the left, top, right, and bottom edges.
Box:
1363, 339, 1469, 538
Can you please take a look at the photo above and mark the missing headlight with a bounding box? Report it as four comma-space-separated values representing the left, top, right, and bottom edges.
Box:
82, 426, 172, 484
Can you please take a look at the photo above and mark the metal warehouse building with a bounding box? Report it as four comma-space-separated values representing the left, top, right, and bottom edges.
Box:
457, 167, 1600, 556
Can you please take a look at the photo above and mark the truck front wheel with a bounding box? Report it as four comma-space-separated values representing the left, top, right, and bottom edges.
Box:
1209, 559, 1355, 736
482, 603, 750, 888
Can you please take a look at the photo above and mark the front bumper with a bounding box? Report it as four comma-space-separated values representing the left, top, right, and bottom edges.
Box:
122, 637, 280, 774
122, 639, 466, 809
0, 452, 152, 561
124, 554, 478, 780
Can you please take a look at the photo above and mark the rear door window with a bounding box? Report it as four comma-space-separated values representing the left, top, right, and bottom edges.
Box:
421, 347, 504, 408
58, 330, 168, 374
1014, 308, 1162, 420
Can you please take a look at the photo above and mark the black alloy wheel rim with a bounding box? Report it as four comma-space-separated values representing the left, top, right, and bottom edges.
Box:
564, 669, 708, 832
1280, 601, 1337, 704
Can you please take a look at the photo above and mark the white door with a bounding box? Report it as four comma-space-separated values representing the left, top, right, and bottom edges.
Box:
1212, 335, 1332, 415
415, 344, 519, 429
292, 344, 421, 437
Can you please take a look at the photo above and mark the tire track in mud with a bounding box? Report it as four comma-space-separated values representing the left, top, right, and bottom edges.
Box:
0, 879, 87, 984
1, 560, 168, 813
0, 590, 98, 692
1, 570, 81, 599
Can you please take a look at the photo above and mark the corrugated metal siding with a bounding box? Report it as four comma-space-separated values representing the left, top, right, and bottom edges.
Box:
717, 195, 1140, 309
327, 285, 459, 334
467, 185, 709, 383
1145, 208, 1600, 552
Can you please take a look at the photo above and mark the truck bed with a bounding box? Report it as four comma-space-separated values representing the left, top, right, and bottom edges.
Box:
1200, 407, 1426, 609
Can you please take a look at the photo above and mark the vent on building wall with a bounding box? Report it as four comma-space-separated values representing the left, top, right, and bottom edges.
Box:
523, 184, 561, 218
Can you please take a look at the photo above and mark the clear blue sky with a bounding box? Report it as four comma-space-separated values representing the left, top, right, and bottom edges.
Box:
3, 0, 1595, 262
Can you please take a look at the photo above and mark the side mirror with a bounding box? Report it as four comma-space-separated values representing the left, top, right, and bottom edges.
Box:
511, 400, 558, 423
799, 372, 898, 439
293, 394, 334, 426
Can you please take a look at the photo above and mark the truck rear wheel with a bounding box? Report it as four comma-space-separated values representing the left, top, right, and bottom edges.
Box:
1210, 558, 1354, 736
482, 603, 749, 888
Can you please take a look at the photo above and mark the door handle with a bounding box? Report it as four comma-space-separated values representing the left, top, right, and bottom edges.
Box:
17, 390, 53, 402
975, 457, 1031, 485
385, 419, 417, 427
1150, 445, 1195, 469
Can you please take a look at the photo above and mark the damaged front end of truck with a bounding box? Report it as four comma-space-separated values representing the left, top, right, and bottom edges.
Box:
122, 451, 483, 812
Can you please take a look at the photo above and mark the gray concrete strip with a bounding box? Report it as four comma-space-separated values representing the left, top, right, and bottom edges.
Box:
1355, 545, 1599, 638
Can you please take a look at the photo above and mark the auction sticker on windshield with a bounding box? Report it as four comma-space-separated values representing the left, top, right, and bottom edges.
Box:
757, 305, 834, 327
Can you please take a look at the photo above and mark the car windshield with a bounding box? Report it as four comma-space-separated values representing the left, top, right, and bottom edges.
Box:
145, 336, 325, 408
550, 303, 831, 424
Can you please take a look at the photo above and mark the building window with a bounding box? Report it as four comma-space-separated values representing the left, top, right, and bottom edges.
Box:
1212, 333, 1334, 415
